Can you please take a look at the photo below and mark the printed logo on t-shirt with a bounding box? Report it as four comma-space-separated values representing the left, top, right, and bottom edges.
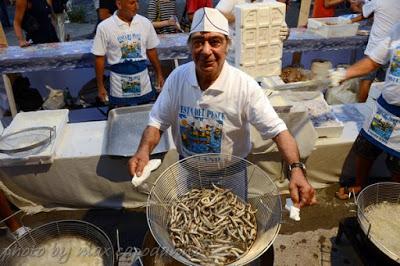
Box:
368, 105, 396, 143
179, 106, 224, 155
387, 45, 400, 83
120, 74, 141, 96
117, 33, 142, 62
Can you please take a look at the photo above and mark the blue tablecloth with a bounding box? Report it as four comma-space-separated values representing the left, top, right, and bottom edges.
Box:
0, 30, 368, 74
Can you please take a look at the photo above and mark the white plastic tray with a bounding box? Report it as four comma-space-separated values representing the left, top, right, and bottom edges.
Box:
307, 17, 359, 38
277, 91, 344, 138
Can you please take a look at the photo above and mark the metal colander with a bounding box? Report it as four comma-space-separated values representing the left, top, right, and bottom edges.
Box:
147, 153, 282, 265
357, 182, 400, 262
0, 220, 114, 265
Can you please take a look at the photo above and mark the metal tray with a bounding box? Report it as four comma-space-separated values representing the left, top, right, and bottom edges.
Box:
106, 105, 172, 156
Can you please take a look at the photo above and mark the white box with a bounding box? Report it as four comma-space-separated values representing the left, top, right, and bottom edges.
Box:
307, 17, 359, 38
280, 91, 344, 138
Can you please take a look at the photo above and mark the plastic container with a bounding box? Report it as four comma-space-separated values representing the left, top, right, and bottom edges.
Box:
307, 17, 359, 38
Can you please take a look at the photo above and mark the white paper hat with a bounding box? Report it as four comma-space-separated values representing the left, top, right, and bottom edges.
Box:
190, 8, 229, 36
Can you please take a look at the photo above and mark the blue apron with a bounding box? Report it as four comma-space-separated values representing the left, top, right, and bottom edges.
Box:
361, 95, 400, 158
109, 60, 155, 106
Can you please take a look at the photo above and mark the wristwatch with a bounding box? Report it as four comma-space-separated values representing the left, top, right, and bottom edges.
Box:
288, 162, 307, 177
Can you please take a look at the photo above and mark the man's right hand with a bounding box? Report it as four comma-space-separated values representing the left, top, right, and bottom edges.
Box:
97, 86, 108, 102
18, 39, 31, 47
329, 68, 347, 87
128, 151, 150, 177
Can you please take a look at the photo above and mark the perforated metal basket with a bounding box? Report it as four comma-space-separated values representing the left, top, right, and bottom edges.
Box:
147, 153, 282, 265
357, 182, 400, 262
0, 220, 114, 265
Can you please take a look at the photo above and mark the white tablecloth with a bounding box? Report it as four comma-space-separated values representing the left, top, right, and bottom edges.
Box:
0, 103, 388, 212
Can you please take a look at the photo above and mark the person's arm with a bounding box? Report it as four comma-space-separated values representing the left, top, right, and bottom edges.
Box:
219, 10, 235, 24
273, 130, 316, 208
13, 0, 30, 47
345, 56, 380, 80
98, 7, 112, 21
350, 13, 364, 23
323, 0, 344, 8
147, 0, 177, 30
216, 0, 236, 24
94, 55, 108, 102
128, 126, 163, 176
146, 48, 164, 90
151, 18, 177, 30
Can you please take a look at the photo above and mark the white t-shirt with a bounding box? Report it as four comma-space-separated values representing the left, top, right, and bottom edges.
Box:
368, 22, 400, 106
149, 61, 287, 158
92, 13, 159, 65
362, 0, 400, 57
91, 13, 159, 98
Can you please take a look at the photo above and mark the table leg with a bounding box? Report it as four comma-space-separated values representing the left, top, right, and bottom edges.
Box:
2, 73, 17, 117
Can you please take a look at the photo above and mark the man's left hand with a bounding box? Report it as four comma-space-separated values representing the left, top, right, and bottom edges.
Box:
289, 170, 317, 208
279, 22, 289, 41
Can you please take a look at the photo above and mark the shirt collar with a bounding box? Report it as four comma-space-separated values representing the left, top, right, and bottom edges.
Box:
187, 61, 229, 93
113, 12, 138, 27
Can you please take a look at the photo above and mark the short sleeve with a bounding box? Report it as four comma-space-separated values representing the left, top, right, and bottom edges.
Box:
362, 0, 376, 18
186, 0, 197, 14
148, 76, 173, 131
246, 80, 287, 139
145, 20, 160, 49
216, 0, 235, 15
91, 25, 107, 56
368, 36, 391, 65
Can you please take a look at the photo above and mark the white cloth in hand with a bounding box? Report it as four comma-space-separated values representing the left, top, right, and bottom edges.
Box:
285, 198, 300, 221
279, 22, 289, 41
329, 68, 347, 87
131, 159, 162, 187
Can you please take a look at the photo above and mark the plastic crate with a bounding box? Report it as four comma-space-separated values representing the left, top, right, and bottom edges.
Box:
307, 17, 359, 38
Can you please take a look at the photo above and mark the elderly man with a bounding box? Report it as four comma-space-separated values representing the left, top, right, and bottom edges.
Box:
129, 8, 315, 208
92, 0, 164, 107
331, 22, 400, 199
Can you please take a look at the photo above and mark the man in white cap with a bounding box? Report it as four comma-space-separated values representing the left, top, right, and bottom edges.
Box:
129, 8, 315, 208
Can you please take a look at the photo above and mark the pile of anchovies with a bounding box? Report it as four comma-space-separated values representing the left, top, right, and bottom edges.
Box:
168, 184, 257, 265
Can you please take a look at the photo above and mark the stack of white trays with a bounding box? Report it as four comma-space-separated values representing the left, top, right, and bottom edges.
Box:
234, 2, 286, 78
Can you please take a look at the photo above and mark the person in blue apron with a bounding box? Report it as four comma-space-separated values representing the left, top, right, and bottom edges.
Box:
92, 0, 164, 109
330, 22, 400, 200
129, 8, 316, 209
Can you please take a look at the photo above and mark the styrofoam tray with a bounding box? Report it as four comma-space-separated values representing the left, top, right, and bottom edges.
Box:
0, 109, 69, 166
277, 91, 344, 138
307, 17, 359, 38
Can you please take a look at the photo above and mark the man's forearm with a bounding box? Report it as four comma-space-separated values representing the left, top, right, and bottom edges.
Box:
137, 126, 163, 155
351, 14, 364, 23
324, 0, 344, 8
220, 11, 235, 24
272, 130, 301, 165
94, 56, 105, 88
146, 48, 162, 76
345, 56, 380, 80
